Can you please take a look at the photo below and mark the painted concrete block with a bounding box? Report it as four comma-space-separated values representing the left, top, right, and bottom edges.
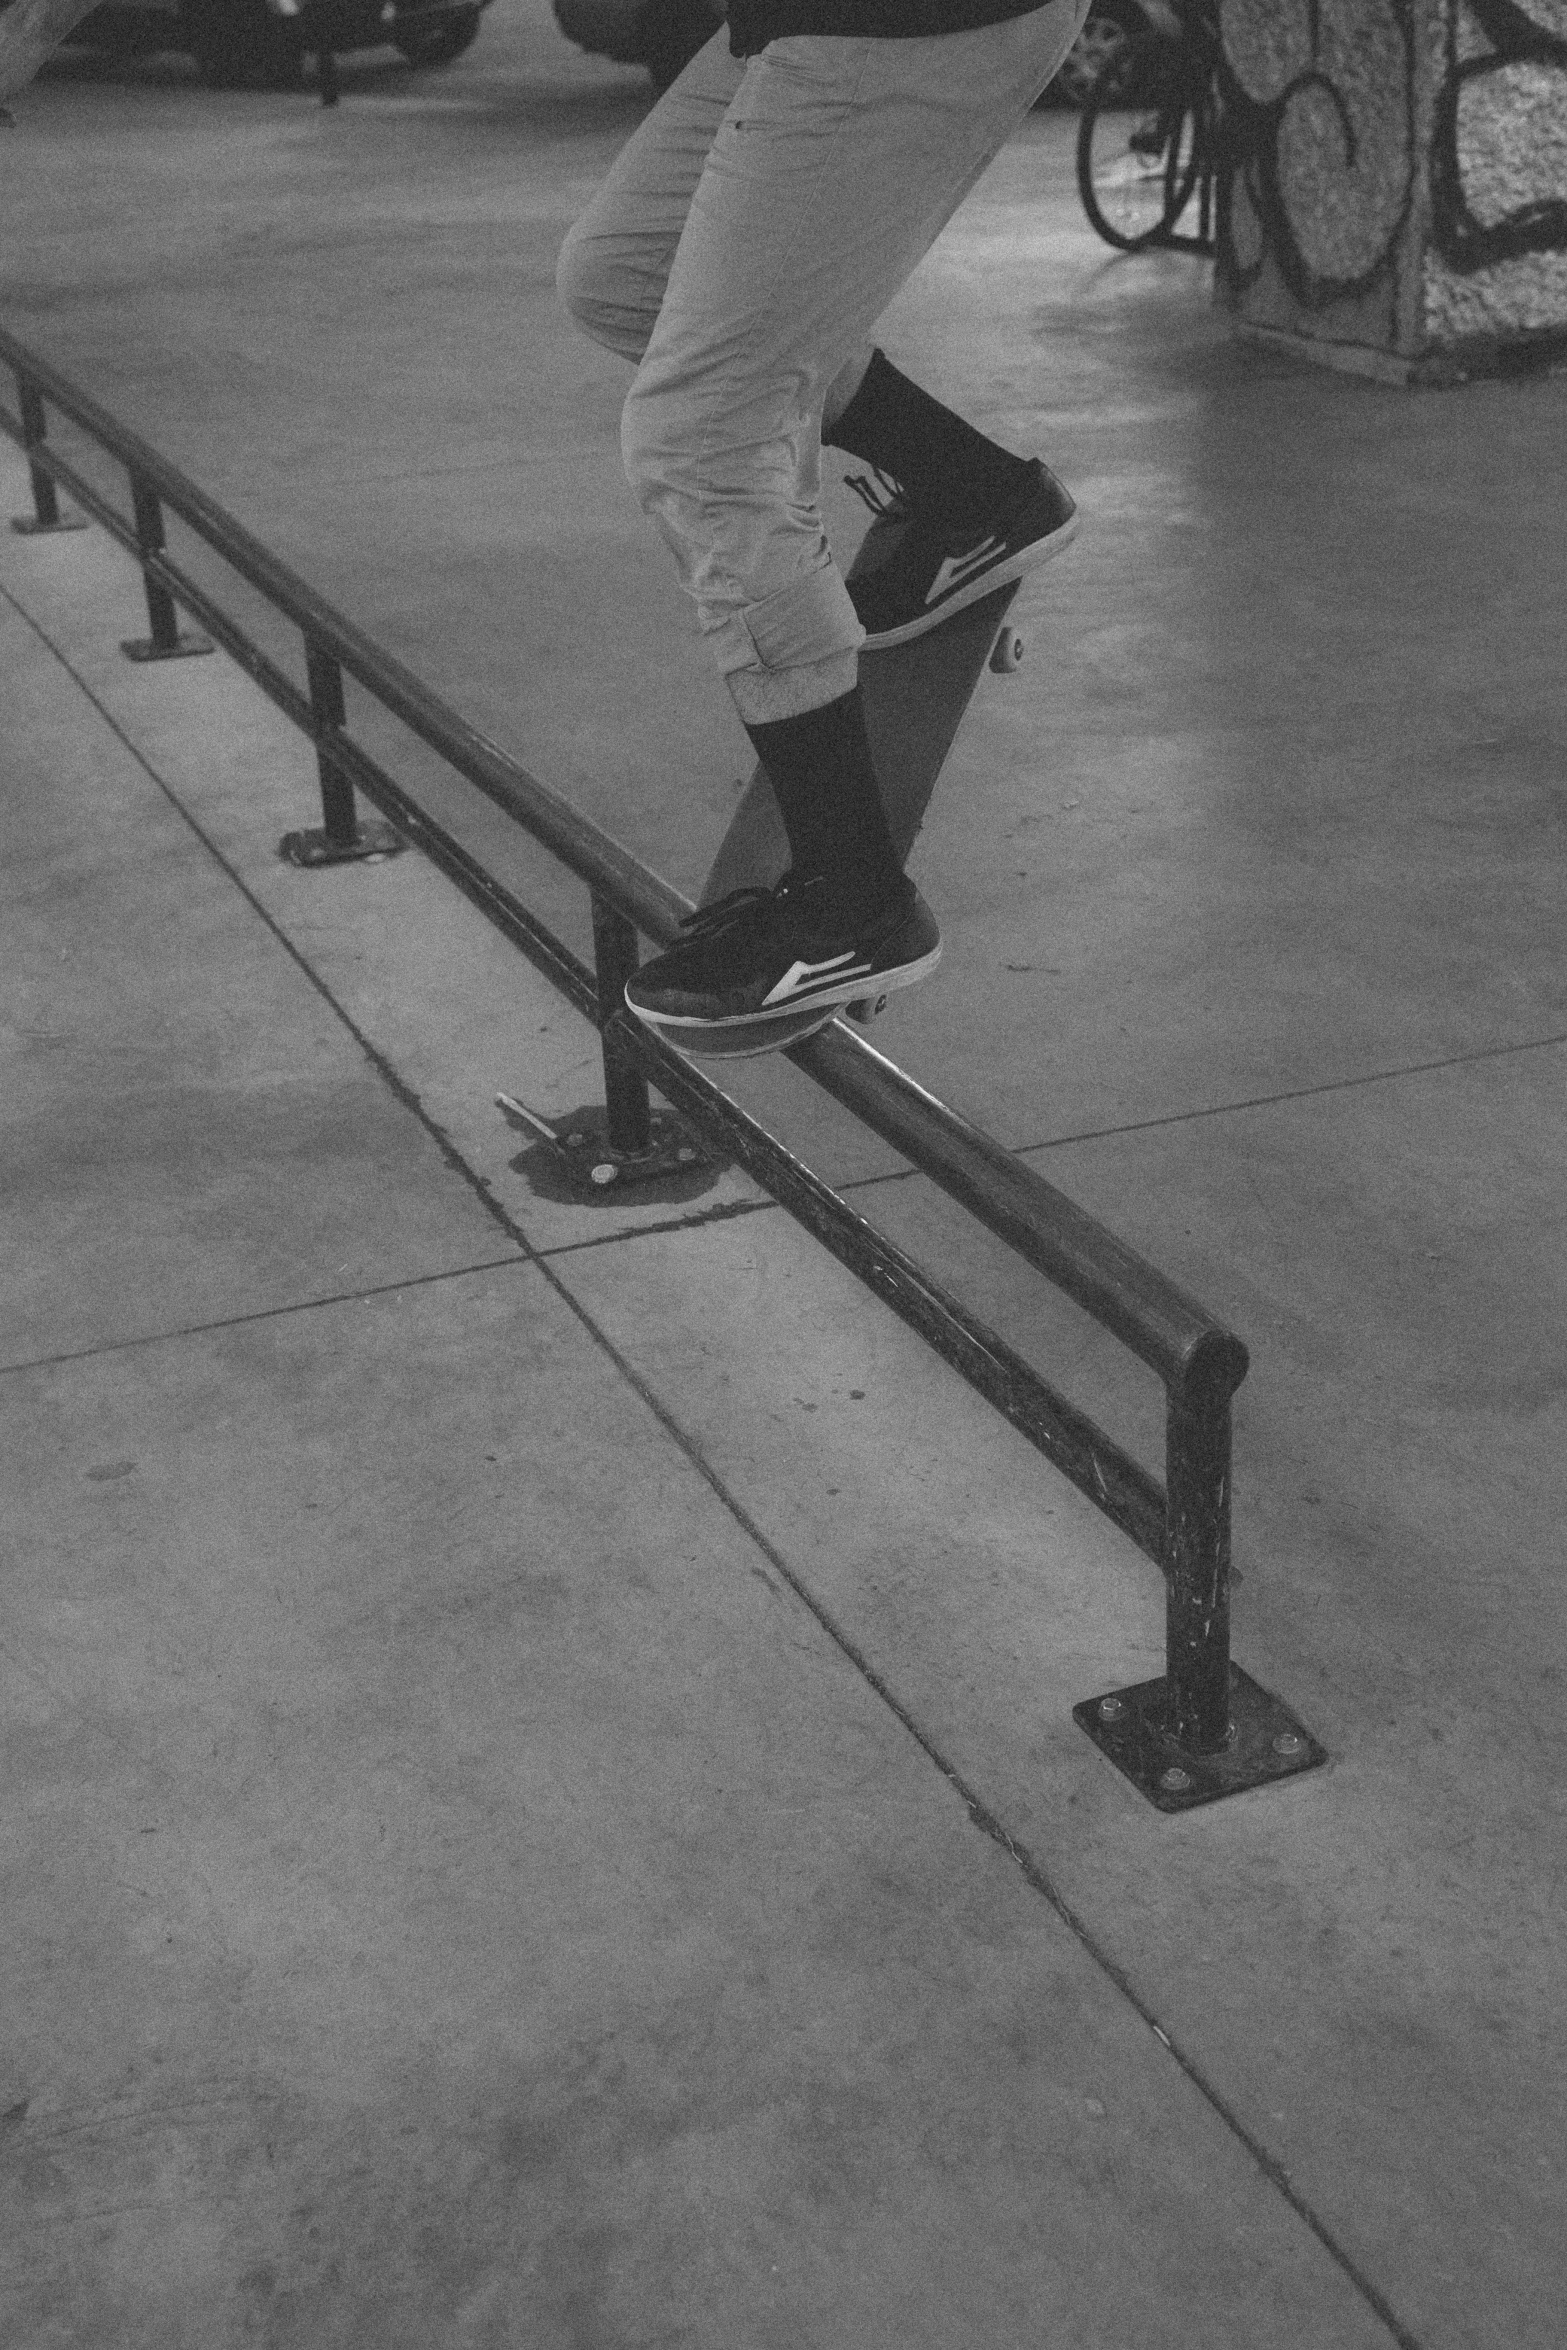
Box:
1217, 0, 1567, 379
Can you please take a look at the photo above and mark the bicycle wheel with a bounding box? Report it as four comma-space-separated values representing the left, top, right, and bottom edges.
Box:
1158, 92, 1210, 240
1076, 41, 1199, 253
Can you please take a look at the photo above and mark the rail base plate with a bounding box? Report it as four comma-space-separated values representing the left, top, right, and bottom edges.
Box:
122, 631, 214, 662
1074, 1663, 1327, 1813
497, 1096, 716, 1201
279, 820, 406, 867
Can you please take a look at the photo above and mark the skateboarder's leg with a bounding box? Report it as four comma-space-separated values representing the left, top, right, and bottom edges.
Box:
618, 12, 1085, 1042
811, 25, 1087, 643
555, 27, 741, 364
618, 8, 1088, 700
827, 346, 1044, 533
552, 25, 1071, 609
554, 27, 905, 980
555, 23, 884, 460
824, 341, 1081, 648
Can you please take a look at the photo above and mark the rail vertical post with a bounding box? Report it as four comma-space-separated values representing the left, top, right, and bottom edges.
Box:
121, 473, 212, 661
279, 640, 403, 865
11, 379, 85, 535
1075, 1328, 1327, 1809
591, 895, 653, 1157
307, 641, 358, 851
1164, 1358, 1234, 1752
495, 900, 703, 1193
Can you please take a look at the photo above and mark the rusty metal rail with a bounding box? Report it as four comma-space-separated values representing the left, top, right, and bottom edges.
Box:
1, 323, 1325, 1809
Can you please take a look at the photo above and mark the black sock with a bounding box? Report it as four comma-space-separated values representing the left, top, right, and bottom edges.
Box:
826, 348, 1033, 538
743, 686, 904, 929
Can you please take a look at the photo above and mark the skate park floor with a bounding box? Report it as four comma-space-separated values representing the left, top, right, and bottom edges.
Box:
2, 7, 1565, 2346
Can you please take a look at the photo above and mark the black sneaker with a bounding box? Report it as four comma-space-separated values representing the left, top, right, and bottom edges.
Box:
625, 873, 941, 1045
845, 458, 1078, 649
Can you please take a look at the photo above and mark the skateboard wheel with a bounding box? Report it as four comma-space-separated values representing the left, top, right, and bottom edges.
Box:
847, 994, 888, 1026
989, 627, 1024, 675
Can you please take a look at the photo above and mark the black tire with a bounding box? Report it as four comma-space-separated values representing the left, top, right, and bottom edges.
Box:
1076, 41, 1200, 251
644, 0, 722, 94
182, 0, 303, 89
395, 6, 483, 67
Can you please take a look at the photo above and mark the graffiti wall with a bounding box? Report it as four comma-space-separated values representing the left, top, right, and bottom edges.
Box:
1216, 0, 1567, 374
1427, 0, 1567, 340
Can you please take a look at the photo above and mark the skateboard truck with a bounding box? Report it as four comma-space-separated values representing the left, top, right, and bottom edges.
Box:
496, 1092, 710, 1196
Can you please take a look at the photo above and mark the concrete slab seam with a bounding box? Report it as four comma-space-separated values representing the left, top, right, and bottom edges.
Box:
715, 1039, 1567, 1234
529, 1190, 779, 1265
0, 1253, 533, 1383
1000, 1032, 1567, 1161
0, 1203, 784, 1380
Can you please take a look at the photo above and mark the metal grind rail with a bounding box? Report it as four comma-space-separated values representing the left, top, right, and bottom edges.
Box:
2, 324, 1325, 1811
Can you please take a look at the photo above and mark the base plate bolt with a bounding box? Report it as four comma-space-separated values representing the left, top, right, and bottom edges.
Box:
590, 1163, 618, 1187
1097, 1696, 1126, 1722
1159, 1767, 1193, 1793
1272, 1733, 1304, 1757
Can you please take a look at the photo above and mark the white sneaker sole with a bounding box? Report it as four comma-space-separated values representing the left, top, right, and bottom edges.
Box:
626, 937, 942, 1044
858, 512, 1079, 651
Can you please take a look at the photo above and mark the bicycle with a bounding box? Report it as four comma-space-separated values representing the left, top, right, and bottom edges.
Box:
1075, 0, 1231, 256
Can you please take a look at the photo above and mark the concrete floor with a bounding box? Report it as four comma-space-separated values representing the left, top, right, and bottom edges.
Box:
2, 6, 1565, 2345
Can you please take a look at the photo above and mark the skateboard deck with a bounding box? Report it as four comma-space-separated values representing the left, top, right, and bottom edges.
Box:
682, 554, 1027, 1060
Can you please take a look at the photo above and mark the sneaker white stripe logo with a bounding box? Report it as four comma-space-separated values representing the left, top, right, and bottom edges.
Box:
925, 536, 1006, 606
763, 951, 873, 1008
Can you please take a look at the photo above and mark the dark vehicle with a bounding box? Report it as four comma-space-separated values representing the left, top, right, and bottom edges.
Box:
70, 0, 492, 87
1045, 0, 1169, 107
551, 0, 1167, 102
552, 0, 721, 92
